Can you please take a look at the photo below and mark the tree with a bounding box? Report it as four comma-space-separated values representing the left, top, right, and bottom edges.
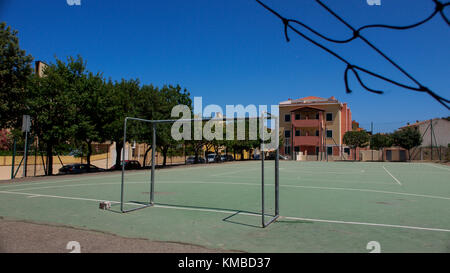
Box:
370, 133, 393, 161
135, 84, 158, 167
343, 130, 370, 160
71, 68, 109, 167
0, 22, 33, 129
103, 79, 140, 167
392, 127, 422, 161
27, 56, 82, 175
154, 85, 191, 166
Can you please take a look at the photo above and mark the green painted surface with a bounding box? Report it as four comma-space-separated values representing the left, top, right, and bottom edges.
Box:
0, 161, 449, 252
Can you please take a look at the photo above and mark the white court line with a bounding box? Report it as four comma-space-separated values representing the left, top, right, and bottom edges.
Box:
159, 181, 450, 201
0, 173, 125, 189
26, 195, 41, 198
4, 179, 450, 201
0, 162, 261, 189
297, 176, 394, 186
424, 163, 450, 171
210, 168, 259, 177
280, 216, 450, 233
382, 166, 402, 186
0, 189, 449, 233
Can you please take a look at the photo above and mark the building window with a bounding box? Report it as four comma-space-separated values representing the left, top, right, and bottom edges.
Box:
326, 113, 333, 121
315, 130, 319, 136
316, 113, 320, 119
285, 114, 291, 122
327, 147, 333, 155
295, 130, 301, 136
326, 130, 333, 138
344, 148, 350, 155
295, 113, 300, 120
284, 130, 291, 138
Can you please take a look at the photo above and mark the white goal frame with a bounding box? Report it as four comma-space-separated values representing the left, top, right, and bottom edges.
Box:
119, 114, 279, 228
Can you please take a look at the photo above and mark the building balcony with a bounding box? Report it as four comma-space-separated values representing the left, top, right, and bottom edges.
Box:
291, 119, 320, 128
293, 136, 320, 146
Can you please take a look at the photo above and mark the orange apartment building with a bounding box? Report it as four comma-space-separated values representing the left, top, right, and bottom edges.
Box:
279, 96, 353, 160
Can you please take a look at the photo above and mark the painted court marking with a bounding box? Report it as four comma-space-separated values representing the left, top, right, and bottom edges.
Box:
0, 189, 449, 233
3, 179, 450, 201
382, 166, 402, 185
424, 163, 450, 171
210, 167, 259, 177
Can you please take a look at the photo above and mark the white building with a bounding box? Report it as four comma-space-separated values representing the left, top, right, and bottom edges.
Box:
401, 118, 450, 147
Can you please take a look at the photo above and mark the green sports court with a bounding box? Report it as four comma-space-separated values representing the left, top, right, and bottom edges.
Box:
0, 160, 449, 253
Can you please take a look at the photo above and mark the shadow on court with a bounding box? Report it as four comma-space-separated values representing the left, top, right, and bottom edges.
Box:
106, 201, 270, 228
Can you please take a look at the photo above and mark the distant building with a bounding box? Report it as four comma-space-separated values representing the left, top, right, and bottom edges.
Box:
35, 61, 48, 78
400, 118, 450, 147
279, 96, 353, 159
352, 120, 363, 132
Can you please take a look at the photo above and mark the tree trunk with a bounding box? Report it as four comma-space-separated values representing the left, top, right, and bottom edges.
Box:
86, 141, 92, 170
142, 145, 152, 168
214, 146, 220, 162
115, 141, 123, 167
162, 146, 169, 166
46, 144, 53, 176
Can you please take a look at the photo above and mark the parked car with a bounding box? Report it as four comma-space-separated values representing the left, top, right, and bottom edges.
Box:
109, 160, 142, 170
206, 153, 221, 163
185, 156, 205, 164
220, 154, 234, 161
58, 164, 104, 175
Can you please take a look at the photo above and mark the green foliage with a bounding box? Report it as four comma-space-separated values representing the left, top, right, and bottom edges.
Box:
27, 56, 82, 146
0, 22, 33, 128
155, 85, 191, 165
26, 56, 87, 174
392, 127, 422, 153
102, 78, 140, 165
370, 133, 393, 150
103, 78, 141, 143
70, 67, 110, 164
1, 21, 273, 171
343, 130, 370, 149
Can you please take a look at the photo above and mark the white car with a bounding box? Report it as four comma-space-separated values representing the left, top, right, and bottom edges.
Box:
207, 153, 218, 163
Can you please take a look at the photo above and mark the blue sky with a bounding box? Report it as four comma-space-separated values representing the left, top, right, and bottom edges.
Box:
1, 0, 449, 132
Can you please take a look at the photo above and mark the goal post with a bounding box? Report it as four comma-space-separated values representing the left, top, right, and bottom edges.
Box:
119, 114, 280, 228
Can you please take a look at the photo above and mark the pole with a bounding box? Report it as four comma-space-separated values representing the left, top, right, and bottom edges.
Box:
11, 137, 16, 179
431, 120, 441, 161
120, 118, 128, 212
23, 131, 28, 177
325, 122, 328, 162
34, 137, 37, 177
290, 123, 297, 161
275, 116, 279, 216
430, 119, 433, 161
261, 113, 265, 227
371, 122, 374, 161
151, 123, 156, 205
106, 143, 109, 169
